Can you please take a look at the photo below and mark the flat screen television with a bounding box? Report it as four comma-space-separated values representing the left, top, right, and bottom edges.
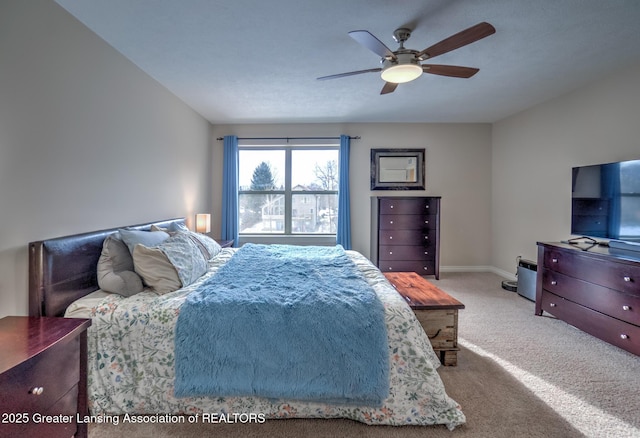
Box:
571, 159, 640, 249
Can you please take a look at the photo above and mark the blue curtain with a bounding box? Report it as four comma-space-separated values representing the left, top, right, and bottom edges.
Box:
601, 162, 621, 239
336, 135, 351, 249
221, 135, 239, 246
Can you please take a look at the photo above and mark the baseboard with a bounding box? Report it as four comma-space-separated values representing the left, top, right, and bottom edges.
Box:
440, 265, 517, 281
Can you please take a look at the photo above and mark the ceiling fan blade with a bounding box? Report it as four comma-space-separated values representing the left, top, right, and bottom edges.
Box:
416, 22, 495, 60
349, 30, 397, 61
380, 82, 398, 95
317, 68, 382, 81
422, 64, 479, 78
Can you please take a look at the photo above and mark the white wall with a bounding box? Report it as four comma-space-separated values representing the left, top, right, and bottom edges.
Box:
211, 123, 493, 269
492, 62, 640, 276
0, 0, 212, 317
4, 1, 633, 318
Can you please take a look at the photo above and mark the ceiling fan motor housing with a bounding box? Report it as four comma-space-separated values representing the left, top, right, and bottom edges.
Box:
381, 53, 422, 83
393, 28, 412, 44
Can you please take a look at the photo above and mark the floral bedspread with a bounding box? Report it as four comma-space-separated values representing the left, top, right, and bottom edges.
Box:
70, 249, 465, 429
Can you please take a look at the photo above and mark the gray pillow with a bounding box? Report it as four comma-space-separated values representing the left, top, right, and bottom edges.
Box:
97, 235, 144, 297
118, 228, 170, 254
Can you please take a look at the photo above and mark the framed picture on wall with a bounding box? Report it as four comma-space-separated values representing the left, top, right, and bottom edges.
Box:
370, 148, 425, 190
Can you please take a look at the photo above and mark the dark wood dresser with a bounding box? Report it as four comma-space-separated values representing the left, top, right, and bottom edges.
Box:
535, 242, 640, 356
0, 316, 91, 437
371, 196, 441, 279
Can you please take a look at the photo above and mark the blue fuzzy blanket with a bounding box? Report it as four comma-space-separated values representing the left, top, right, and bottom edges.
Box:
174, 244, 389, 406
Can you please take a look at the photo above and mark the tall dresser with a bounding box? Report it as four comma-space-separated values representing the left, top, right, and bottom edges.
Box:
371, 196, 441, 279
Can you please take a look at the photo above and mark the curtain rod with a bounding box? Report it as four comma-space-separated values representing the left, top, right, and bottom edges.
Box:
215, 136, 361, 141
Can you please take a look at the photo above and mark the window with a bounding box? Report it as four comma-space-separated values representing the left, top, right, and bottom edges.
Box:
238, 143, 339, 237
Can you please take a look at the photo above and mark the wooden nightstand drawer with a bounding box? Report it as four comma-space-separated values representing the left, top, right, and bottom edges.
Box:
4, 386, 78, 438
0, 316, 91, 438
0, 336, 79, 412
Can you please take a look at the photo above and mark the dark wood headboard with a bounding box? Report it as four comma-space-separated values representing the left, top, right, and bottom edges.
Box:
28, 218, 186, 317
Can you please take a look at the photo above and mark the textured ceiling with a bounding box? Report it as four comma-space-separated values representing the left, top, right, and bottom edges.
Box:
54, 0, 640, 124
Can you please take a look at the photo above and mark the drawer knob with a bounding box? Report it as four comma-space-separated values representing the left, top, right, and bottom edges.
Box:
423, 267, 429, 271
390, 205, 394, 209
424, 251, 429, 255
623, 276, 632, 282
389, 251, 393, 255
620, 334, 629, 340
551, 280, 557, 286
424, 236, 429, 240
389, 236, 393, 240
389, 220, 393, 224
30, 387, 44, 396
552, 258, 558, 263
549, 303, 557, 307
425, 220, 429, 224
622, 305, 631, 311
425, 205, 429, 209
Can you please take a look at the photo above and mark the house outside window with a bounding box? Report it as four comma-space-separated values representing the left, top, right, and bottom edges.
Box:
238, 142, 339, 244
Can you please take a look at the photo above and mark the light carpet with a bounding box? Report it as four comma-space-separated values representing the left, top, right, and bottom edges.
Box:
89, 272, 640, 438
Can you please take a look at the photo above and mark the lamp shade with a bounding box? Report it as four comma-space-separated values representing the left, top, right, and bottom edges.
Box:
195, 213, 211, 233
380, 63, 423, 84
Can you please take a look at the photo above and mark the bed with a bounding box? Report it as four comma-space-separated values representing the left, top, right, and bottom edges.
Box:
28, 218, 465, 430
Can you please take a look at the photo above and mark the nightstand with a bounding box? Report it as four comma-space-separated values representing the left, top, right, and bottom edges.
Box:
0, 316, 91, 438
383, 272, 465, 366
216, 239, 234, 248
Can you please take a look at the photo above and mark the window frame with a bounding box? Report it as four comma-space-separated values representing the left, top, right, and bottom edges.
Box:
237, 142, 339, 243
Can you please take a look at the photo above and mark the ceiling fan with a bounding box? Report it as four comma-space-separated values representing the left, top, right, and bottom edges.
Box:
317, 22, 496, 95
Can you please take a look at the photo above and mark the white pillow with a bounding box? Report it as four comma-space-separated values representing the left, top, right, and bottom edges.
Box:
132, 244, 181, 294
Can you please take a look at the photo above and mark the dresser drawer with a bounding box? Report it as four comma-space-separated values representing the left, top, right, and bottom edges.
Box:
542, 269, 640, 325
0, 336, 79, 412
544, 248, 640, 295
379, 197, 438, 215
540, 290, 640, 355
3, 386, 78, 438
378, 245, 435, 261
378, 260, 436, 275
379, 229, 436, 246
379, 214, 436, 230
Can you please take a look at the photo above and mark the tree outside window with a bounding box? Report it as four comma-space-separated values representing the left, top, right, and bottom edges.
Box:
238, 146, 339, 236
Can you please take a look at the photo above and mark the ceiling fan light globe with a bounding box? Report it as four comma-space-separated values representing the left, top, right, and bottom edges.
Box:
380, 63, 422, 84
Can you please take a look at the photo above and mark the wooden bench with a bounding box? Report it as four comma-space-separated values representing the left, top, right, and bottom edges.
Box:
383, 272, 465, 366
